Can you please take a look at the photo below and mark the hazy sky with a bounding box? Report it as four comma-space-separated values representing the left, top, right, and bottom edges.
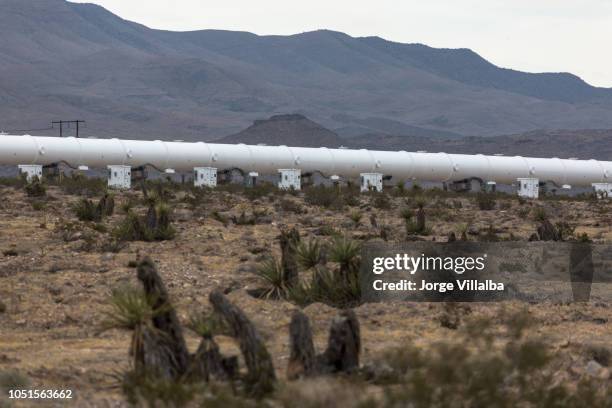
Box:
71, 0, 612, 88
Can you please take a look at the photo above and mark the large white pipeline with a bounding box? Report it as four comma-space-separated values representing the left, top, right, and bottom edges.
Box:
0, 134, 611, 187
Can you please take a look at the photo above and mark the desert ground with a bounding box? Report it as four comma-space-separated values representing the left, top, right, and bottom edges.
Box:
1, 176, 611, 407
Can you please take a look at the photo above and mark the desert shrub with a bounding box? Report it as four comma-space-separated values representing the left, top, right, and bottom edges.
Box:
73, 198, 101, 222
73, 194, 115, 222
316, 225, 342, 237
0, 175, 27, 188
211, 210, 230, 227
58, 173, 106, 196
498, 200, 512, 210
122, 370, 201, 408
152, 203, 175, 240
516, 207, 531, 218
475, 192, 496, 210
0, 370, 30, 394
374, 309, 611, 407
113, 212, 147, 241
576, 232, 592, 243
371, 192, 392, 209
182, 187, 212, 210
308, 267, 361, 308
279, 198, 306, 214
555, 221, 576, 240
532, 207, 548, 221
231, 211, 257, 226
120, 197, 137, 214
30, 200, 46, 211
241, 182, 279, 201
391, 180, 407, 197
113, 203, 175, 242
348, 211, 363, 226
586, 344, 611, 367
305, 185, 343, 209
304, 184, 360, 210
25, 177, 46, 197
403, 207, 430, 236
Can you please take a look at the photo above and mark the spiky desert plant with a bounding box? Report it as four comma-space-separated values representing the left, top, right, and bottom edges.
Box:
348, 210, 363, 227
187, 312, 227, 339
329, 235, 361, 287
296, 238, 322, 270
254, 258, 288, 300
154, 202, 175, 240
329, 235, 361, 271
102, 285, 163, 331
310, 266, 361, 307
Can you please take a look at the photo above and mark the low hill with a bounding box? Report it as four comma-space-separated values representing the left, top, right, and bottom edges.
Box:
217, 114, 345, 147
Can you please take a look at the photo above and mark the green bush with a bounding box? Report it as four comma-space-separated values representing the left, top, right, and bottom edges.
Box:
113, 203, 175, 243
305, 185, 344, 209
25, 177, 46, 197
73, 194, 115, 222
475, 192, 496, 210
73, 198, 101, 222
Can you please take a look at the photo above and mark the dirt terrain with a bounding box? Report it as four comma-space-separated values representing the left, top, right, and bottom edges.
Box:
0, 179, 611, 407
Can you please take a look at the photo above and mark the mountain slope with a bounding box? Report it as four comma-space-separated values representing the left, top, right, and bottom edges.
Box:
1, 0, 612, 140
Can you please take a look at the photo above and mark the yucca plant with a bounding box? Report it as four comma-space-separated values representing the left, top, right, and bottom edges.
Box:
286, 281, 313, 307
187, 312, 226, 339
254, 258, 288, 300
154, 202, 175, 240
296, 239, 322, 270
329, 235, 361, 274
310, 266, 361, 307
102, 285, 162, 331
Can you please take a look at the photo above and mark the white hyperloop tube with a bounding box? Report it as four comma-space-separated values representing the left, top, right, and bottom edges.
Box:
1, 134, 611, 187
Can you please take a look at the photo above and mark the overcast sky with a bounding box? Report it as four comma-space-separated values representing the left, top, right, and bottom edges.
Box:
71, 0, 612, 88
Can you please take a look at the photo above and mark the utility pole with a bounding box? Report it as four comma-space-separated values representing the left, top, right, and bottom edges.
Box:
52, 120, 85, 138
